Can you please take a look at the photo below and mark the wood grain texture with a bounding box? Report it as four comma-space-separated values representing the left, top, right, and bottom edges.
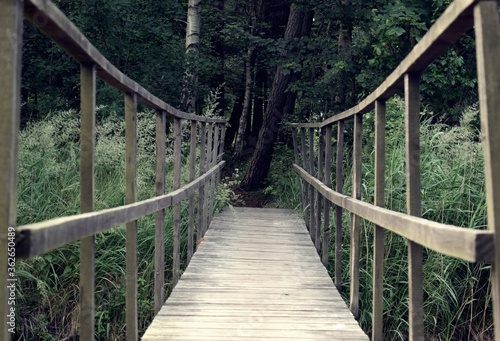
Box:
322, 126, 332, 268
125, 92, 138, 340
372, 100, 386, 341
301, 128, 310, 228
154, 110, 167, 315
350, 114, 362, 319
0, 2, 22, 339
22, 0, 225, 124
187, 121, 197, 263
474, 3, 500, 340
79, 63, 96, 341
405, 73, 424, 341
309, 128, 316, 243
316, 128, 324, 252
197, 123, 207, 238
335, 121, 344, 290
293, 164, 494, 263
142, 208, 367, 340
173, 118, 182, 286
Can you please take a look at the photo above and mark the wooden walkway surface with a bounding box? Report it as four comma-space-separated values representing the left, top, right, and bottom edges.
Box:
142, 207, 368, 340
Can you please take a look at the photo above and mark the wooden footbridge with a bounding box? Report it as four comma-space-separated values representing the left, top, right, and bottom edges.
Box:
2, 0, 500, 340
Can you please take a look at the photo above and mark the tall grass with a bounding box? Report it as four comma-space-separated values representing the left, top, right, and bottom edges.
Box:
330, 98, 491, 340
15, 109, 230, 340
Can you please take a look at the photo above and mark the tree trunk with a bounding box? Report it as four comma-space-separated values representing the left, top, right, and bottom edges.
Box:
240, 5, 313, 190
250, 66, 266, 146
225, 89, 245, 150
182, 0, 202, 112
211, 0, 225, 115
234, 48, 255, 158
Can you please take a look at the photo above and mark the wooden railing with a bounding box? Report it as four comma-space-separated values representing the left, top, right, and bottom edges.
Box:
290, 1, 500, 340
0, 0, 226, 340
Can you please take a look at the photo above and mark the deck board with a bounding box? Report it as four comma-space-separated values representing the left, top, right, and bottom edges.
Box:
142, 207, 368, 340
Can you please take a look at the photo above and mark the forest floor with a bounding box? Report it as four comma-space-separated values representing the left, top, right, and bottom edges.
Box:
231, 188, 270, 207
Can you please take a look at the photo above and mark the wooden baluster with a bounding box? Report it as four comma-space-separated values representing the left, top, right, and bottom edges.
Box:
80, 63, 96, 340
204, 123, 213, 233
125, 92, 138, 340
309, 128, 316, 243
335, 120, 344, 291
217, 123, 226, 187
198, 123, 207, 238
187, 120, 197, 263
372, 100, 386, 341
405, 72, 423, 341
300, 128, 310, 228
0, 2, 22, 339
172, 118, 182, 286
350, 113, 362, 319
322, 125, 332, 267
316, 128, 325, 252
474, 3, 500, 340
292, 129, 306, 214
209, 124, 220, 224
154, 110, 166, 315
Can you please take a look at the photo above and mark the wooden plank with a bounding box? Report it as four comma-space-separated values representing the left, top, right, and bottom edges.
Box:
350, 113, 362, 319
15, 161, 225, 258
197, 123, 207, 238
372, 100, 386, 341
322, 126, 332, 268
300, 128, 310, 227
0, 2, 22, 339
335, 121, 344, 290
309, 128, 316, 243
289, 0, 478, 129
187, 121, 197, 263
204, 123, 214, 233
143, 208, 367, 340
154, 110, 166, 315
173, 118, 182, 286
293, 164, 494, 263
209, 124, 220, 225
79, 63, 96, 341
473, 3, 500, 340
405, 73, 423, 341
125, 92, 138, 341
316, 128, 324, 252
22, 0, 226, 124
292, 129, 306, 214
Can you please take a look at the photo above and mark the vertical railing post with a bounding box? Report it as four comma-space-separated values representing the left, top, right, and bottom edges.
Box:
187, 120, 197, 263
172, 118, 182, 286
405, 72, 423, 341
308, 128, 316, 243
292, 129, 306, 213
209, 124, 220, 224
300, 128, 310, 227
335, 120, 344, 291
0, 2, 22, 339
125, 92, 138, 340
474, 3, 500, 340
80, 63, 96, 340
322, 125, 332, 267
198, 123, 207, 239
316, 128, 325, 252
154, 110, 166, 315
350, 113, 362, 319
204, 123, 213, 233
372, 100, 386, 341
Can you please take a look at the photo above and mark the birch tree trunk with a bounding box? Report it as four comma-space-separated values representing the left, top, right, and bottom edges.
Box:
183, 0, 202, 113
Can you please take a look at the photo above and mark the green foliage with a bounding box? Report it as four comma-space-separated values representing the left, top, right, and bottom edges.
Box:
15, 109, 232, 340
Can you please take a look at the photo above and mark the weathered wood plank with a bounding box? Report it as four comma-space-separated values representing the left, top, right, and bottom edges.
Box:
187, 121, 197, 263
293, 164, 494, 263
316, 128, 324, 252
322, 126, 332, 268
372, 100, 386, 341
79, 63, 96, 341
125, 92, 138, 340
154, 110, 166, 315
309, 128, 316, 243
335, 121, 345, 291
405, 73, 424, 341
173, 118, 182, 286
143, 208, 367, 340
474, 3, 500, 340
0, 2, 22, 339
301, 128, 311, 227
197, 123, 207, 238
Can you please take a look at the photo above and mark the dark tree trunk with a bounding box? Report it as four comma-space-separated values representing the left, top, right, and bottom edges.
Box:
250, 66, 267, 146
240, 5, 313, 190
225, 90, 245, 150
211, 0, 225, 115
